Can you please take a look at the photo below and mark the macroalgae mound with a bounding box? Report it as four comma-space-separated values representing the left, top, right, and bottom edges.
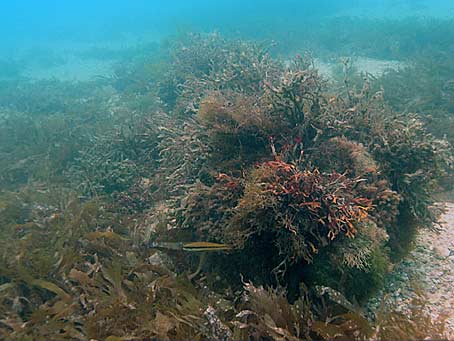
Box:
0, 33, 451, 340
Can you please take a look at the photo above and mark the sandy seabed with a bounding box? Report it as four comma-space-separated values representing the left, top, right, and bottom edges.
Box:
368, 201, 454, 338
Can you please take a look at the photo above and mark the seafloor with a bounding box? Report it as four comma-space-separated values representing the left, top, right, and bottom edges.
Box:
21, 54, 451, 328
368, 201, 454, 338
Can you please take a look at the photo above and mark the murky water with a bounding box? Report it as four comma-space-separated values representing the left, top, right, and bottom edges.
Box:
1, 1, 453, 340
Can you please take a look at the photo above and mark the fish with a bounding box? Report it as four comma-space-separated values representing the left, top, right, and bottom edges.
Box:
149, 241, 232, 280
149, 241, 232, 252
182, 241, 232, 252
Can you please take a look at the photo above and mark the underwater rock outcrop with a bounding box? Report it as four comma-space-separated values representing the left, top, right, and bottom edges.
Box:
0, 33, 451, 340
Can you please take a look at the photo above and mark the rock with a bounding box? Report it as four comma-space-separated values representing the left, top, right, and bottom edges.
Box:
204, 305, 233, 341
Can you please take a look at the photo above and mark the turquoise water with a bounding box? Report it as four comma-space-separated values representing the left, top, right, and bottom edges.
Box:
1, 0, 454, 81
1, 0, 454, 55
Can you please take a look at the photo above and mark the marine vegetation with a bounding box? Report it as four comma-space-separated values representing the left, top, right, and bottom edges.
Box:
0, 33, 452, 340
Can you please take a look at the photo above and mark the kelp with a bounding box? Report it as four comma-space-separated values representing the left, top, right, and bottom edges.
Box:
161, 33, 282, 116
232, 282, 448, 340
311, 287, 448, 340
179, 40, 447, 286
233, 282, 312, 340
0, 187, 220, 340
0, 33, 452, 340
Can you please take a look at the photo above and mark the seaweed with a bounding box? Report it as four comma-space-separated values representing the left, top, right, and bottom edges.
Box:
233, 282, 312, 340
0, 32, 451, 340
311, 287, 448, 340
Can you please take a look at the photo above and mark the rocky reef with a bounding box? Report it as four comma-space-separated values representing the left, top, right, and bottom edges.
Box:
0, 33, 452, 340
